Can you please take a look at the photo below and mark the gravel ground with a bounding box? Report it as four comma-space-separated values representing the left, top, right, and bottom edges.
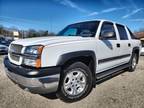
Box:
0, 56, 144, 108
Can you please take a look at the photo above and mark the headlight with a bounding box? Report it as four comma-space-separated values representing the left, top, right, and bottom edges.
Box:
24, 45, 44, 55
23, 45, 44, 68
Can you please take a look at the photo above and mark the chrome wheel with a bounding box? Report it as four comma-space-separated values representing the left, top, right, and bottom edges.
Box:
63, 69, 87, 96
57, 62, 93, 102
132, 55, 137, 69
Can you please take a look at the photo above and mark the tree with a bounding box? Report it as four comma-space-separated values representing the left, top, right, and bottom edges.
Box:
38, 30, 48, 36
48, 32, 56, 36
0, 25, 56, 38
43, 31, 48, 36
0, 25, 4, 34
28, 29, 39, 38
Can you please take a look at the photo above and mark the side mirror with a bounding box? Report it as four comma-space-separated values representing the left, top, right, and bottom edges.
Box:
101, 30, 115, 39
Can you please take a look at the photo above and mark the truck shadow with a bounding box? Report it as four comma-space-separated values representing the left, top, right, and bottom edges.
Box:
96, 69, 127, 84
40, 92, 58, 100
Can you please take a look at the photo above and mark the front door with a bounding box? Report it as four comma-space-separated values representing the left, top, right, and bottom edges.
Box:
96, 22, 121, 73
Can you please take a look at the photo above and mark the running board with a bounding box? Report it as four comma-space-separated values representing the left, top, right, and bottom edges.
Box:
96, 63, 130, 84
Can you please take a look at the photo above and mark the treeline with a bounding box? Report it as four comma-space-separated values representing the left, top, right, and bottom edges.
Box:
0, 25, 56, 38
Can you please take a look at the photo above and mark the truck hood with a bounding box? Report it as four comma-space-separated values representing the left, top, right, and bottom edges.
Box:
12, 36, 90, 46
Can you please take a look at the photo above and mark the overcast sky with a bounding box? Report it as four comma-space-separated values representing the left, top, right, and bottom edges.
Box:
0, 0, 144, 33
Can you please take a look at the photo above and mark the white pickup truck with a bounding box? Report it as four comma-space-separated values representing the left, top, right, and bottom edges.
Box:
4, 20, 141, 102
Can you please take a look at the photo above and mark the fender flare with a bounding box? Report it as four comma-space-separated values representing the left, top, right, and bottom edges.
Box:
132, 46, 140, 63
57, 50, 96, 67
132, 47, 140, 53
56, 50, 96, 86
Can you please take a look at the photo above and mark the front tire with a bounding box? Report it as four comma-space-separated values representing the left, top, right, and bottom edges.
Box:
57, 62, 93, 102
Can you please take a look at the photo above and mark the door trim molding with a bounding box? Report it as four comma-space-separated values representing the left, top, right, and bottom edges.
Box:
98, 54, 131, 64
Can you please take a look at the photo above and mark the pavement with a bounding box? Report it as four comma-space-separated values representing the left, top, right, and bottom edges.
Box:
0, 56, 144, 108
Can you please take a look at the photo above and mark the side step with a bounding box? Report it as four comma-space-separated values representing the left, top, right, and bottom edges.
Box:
96, 63, 130, 84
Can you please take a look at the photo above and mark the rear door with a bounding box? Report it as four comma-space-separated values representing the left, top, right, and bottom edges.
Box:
115, 24, 131, 64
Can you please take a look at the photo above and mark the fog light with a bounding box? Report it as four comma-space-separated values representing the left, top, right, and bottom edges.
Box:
23, 58, 36, 67
28, 71, 39, 75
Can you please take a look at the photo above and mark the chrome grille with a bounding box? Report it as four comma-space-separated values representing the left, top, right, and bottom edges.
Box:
10, 53, 20, 62
9, 44, 23, 63
10, 44, 23, 53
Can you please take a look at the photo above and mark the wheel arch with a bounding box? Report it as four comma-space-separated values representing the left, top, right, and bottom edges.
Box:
57, 50, 96, 87
132, 47, 140, 63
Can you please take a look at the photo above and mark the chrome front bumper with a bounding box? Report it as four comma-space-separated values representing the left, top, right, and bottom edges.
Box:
4, 57, 60, 94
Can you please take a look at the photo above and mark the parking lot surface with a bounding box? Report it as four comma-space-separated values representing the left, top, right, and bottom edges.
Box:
0, 56, 144, 108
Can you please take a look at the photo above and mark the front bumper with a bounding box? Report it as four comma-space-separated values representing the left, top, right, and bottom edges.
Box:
4, 57, 61, 94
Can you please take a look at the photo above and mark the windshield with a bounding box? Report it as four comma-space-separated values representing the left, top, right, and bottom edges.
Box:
57, 21, 100, 37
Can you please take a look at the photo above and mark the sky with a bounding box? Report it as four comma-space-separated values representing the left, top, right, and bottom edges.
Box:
0, 0, 144, 33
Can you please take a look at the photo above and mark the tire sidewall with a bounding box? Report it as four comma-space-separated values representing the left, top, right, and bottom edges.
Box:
57, 62, 93, 102
129, 53, 137, 72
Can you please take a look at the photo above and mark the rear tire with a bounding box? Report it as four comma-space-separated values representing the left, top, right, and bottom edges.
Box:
128, 53, 138, 72
57, 62, 93, 102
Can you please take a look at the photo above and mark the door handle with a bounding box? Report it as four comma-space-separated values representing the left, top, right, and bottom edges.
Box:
128, 43, 131, 47
116, 43, 120, 48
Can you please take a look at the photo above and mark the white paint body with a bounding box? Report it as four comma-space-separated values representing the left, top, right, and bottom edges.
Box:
9, 20, 141, 73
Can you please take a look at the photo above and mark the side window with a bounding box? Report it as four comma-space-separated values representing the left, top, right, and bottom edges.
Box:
116, 24, 128, 40
99, 22, 116, 40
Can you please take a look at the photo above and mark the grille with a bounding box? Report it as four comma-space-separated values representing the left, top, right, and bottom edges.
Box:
9, 44, 23, 63
10, 53, 20, 62
10, 44, 23, 53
